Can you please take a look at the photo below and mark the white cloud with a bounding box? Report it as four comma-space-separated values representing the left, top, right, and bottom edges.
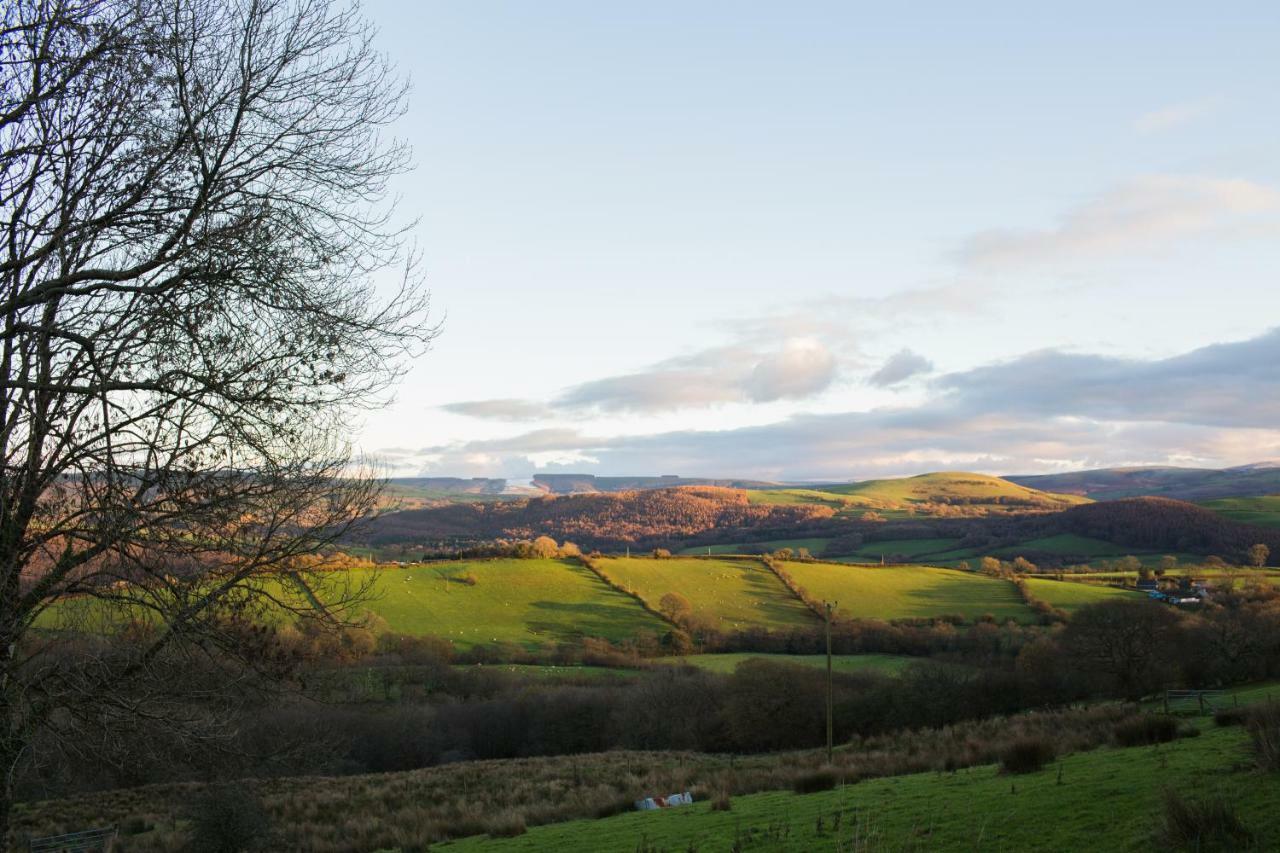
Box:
443, 398, 549, 420
1133, 97, 1219, 134
958, 176, 1280, 270
400, 328, 1280, 480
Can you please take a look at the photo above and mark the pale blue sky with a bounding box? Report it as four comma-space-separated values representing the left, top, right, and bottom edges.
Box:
358, 1, 1280, 481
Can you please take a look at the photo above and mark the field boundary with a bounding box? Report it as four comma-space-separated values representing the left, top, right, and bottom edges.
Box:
577, 555, 681, 629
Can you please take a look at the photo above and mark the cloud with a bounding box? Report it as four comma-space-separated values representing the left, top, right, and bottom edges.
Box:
1134, 98, 1219, 134
868, 349, 934, 387
936, 329, 1280, 429
744, 340, 838, 401
447, 338, 842, 420
442, 398, 549, 420
403, 328, 1280, 480
957, 176, 1280, 270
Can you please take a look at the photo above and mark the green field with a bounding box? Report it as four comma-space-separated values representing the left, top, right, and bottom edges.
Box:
781, 562, 1034, 622
1202, 495, 1280, 528
354, 560, 667, 647
597, 557, 817, 632
669, 652, 923, 676
818, 471, 1087, 508
994, 533, 1134, 557
442, 724, 1278, 852
677, 538, 832, 557
1020, 577, 1146, 612
848, 537, 963, 560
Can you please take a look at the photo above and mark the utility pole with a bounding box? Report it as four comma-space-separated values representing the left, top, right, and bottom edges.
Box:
825, 600, 837, 764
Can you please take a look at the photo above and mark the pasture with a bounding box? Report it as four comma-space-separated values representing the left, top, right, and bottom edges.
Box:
444, 725, 1279, 852
1020, 577, 1145, 612
1201, 495, 1280, 528
352, 560, 666, 648
781, 562, 1034, 622
596, 557, 817, 632
844, 537, 963, 561
677, 537, 831, 556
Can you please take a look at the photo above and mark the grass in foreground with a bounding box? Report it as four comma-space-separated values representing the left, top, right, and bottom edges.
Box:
782, 562, 1034, 622
442, 725, 1277, 852
596, 557, 817, 632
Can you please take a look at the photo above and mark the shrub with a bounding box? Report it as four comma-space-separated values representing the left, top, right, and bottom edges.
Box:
1247, 704, 1280, 772
1213, 707, 1248, 727
484, 810, 527, 838
998, 737, 1056, 774
793, 767, 839, 794
187, 785, 271, 853
1156, 790, 1253, 850
711, 792, 732, 811
1113, 714, 1179, 747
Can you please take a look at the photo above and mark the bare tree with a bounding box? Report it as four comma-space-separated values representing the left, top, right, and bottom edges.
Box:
0, 0, 433, 840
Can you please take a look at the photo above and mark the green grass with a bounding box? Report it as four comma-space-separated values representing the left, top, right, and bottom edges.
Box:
353, 560, 667, 648
818, 471, 1088, 507
668, 652, 924, 676
782, 562, 1034, 622
677, 538, 832, 557
1020, 577, 1146, 612
995, 533, 1134, 557
440, 725, 1278, 852
850, 537, 962, 559
597, 557, 817, 632
451, 663, 643, 681
1202, 495, 1280, 528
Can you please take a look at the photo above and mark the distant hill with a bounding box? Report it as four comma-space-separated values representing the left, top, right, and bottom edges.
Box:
361, 485, 836, 548
1023, 496, 1280, 559
531, 474, 779, 494
1007, 463, 1280, 501
823, 471, 1088, 508
749, 472, 1088, 518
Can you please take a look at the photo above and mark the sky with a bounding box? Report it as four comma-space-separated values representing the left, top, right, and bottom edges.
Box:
355, 1, 1280, 483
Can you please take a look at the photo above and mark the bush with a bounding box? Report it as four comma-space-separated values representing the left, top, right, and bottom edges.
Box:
1156, 790, 1253, 850
187, 785, 271, 853
1247, 704, 1280, 772
998, 737, 1056, 774
1213, 707, 1248, 727
711, 792, 732, 811
793, 767, 839, 794
484, 810, 527, 838
1113, 714, 1179, 747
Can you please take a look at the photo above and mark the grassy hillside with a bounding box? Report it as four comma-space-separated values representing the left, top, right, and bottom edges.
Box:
353, 560, 667, 648
444, 724, 1277, 852
1011, 464, 1280, 501
821, 471, 1086, 506
1202, 495, 1280, 529
1020, 577, 1146, 612
747, 472, 1088, 519
781, 562, 1033, 622
596, 557, 817, 632
677, 537, 832, 557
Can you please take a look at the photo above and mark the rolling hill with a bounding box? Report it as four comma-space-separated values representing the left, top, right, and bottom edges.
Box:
1008, 462, 1280, 501
747, 472, 1089, 518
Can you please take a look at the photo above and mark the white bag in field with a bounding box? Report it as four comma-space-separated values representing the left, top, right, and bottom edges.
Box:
634, 791, 693, 811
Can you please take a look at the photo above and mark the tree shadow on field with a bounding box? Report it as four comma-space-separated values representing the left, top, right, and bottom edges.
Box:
735, 562, 821, 627
526, 600, 658, 642
901, 571, 1029, 620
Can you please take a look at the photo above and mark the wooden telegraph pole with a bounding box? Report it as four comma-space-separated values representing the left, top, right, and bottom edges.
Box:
825, 600, 837, 763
